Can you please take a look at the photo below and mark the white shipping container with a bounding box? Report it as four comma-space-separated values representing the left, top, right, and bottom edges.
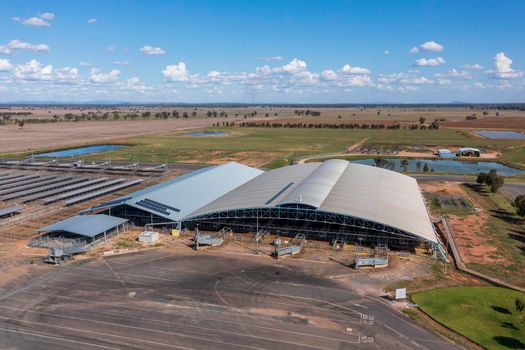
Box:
139, 231, 160, 243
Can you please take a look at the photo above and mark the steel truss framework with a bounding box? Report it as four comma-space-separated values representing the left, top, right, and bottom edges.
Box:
184, 206, 432, 247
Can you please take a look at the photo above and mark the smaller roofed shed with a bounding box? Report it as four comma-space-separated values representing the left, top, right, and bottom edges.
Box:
38, 214, 128, 238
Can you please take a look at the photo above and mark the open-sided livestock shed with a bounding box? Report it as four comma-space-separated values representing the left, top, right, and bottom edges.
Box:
86, 160, 438, 248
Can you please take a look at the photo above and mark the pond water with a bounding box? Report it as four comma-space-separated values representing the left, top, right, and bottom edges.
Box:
473, 130, 525, 140
35, 145, 126, 158
179, 131, 229, 137
351, 158, 524, 176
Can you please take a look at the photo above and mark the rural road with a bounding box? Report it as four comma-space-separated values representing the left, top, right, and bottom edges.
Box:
296, 137, 370, 164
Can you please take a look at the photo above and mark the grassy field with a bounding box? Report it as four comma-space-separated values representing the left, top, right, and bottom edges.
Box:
84, 127, 376, 166
461, 184, 525, 287
73, 126, 525, 168
412, 286, 525, 350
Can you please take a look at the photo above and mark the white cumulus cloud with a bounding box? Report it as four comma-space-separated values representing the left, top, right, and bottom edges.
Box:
39, 12, 55, 20
0, 59, 13, 71
12, 59, 80, 84
127, 77, 151, 92
89, 68, 121, 83
0, 39, 50, 55
23, 17, 51, 26
342, 64, 371, 75
13, 12, 55, 27
463, 63, 484, 70
162, 63, 188, 81
14, 59, 53, 80
491, 52, 523, 79
112, 60, 130, 66
413, 57, 445, 67
257, 56, 283, 61
410, 41, 444, 54
87, 18, 97, 24
435, 69, 472, 79
321, 69, 338, 81
139, 45, 166, 55
274, 58, 307, 74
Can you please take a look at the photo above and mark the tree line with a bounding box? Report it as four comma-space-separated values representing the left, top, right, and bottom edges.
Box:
233, 121, 442, 130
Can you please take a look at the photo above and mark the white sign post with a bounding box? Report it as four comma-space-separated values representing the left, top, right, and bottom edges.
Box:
395, 288, 407, 300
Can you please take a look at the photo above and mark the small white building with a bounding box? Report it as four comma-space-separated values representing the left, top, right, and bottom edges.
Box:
138, 231, 160, 244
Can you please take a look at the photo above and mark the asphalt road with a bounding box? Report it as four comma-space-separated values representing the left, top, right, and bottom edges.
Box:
0, 248, 459, 350
499, 183, 525, 200
411, 174, 471, 183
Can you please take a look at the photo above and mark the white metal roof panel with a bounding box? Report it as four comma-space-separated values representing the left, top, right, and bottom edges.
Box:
38, 214, 128, 238
125, 162, 264, 221
278, 159, 347, 208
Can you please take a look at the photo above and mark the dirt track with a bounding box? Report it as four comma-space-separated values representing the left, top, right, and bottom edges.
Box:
0, 119, 235, 154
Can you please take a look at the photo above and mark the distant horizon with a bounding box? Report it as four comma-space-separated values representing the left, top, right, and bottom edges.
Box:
1, 100, 525, 107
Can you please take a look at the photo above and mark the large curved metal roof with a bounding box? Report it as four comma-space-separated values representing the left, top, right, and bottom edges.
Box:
91, 162, 263, 222
188, 160, 437, 243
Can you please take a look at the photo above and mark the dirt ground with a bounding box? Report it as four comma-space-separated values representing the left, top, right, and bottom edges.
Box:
0, 238, 49, 290
0, 118, 242, 154
421, 181, 507, 265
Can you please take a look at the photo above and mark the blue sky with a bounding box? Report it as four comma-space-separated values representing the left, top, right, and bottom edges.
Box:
0, 0, 524, 103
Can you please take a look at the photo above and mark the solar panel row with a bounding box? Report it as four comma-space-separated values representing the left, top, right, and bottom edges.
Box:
0, 173, 25, 182
0, 175, 56, 191
0, 205, 22, 218
0, 176, 61, 196
0, 174, 40, 186
0, 177, 85, 201
64, 179, 144, 206
21, 177, 108, 203
43, 179, 125, 204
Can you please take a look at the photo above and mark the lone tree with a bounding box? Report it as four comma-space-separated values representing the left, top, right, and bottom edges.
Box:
477, 172, 487, 184
401, 159, 409, 171
515, 195, 525, 218
374, 157, 387, 168
477, 169, 505, 193
423, 163, 429, 172
419, 116, 426, 124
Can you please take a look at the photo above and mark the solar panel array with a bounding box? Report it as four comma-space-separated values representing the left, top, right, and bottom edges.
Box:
43, 179, 125, 204
0, 176, 67, 195
135, 197, 181, 216
64, 179, 144, 206
0, 177, 87, 201
0, 175, 57, 191
0, 174, 39, 186
0, 168, 144, 211
0, 173, 25, 182
21, 177, 108, 203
